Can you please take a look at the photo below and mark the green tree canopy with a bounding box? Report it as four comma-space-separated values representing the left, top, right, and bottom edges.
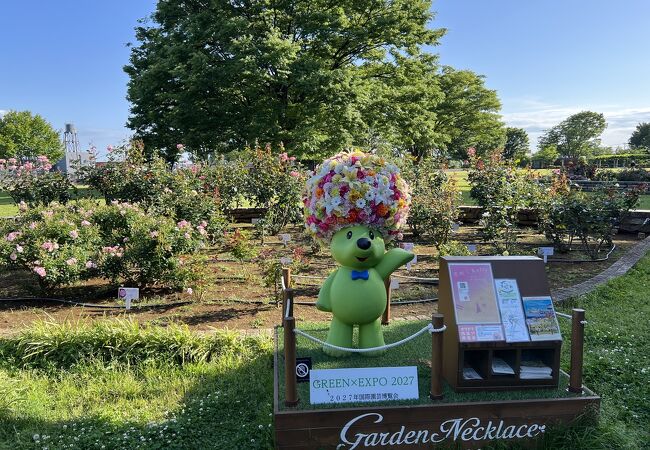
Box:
434, 67, 504, 160
629, 122, 650, 151
0, 110, 63, 161
503, 127, 529, 161
125, 1, 505, 163
126, 0, 444, 162
538, 111, 607, 158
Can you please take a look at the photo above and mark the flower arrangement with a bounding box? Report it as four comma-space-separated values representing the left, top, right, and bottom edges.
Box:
303, 151, 410, 242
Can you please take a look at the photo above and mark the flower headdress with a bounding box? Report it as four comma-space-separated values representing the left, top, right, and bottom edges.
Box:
303, 151, 410, 243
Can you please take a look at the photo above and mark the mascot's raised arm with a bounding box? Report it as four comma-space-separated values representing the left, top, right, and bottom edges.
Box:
303, 151, 414, 357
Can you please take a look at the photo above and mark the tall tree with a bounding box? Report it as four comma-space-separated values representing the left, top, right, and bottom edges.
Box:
125, 0, 444, 162
538, 111, 607, 158
503, 127, 529, 161
433, 67, 505, 160
629, 122, 650, 151
0, 110, 63, 161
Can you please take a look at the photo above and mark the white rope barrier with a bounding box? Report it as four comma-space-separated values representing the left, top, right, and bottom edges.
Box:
293, 323, 446, 353
392, 274, 438, 282
292, 274, 328, 280
556, 311, 588, 325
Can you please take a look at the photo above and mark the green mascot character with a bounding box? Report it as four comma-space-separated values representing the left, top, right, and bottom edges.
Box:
304, 151, 414, 356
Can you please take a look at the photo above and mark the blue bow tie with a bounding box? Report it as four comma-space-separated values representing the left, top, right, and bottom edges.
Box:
351, 270, 369, 281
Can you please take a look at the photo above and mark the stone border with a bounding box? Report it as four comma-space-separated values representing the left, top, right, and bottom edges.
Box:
551, 235, 650, 302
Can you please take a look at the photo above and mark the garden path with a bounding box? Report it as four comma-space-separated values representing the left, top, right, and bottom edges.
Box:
552, 235, 650, 302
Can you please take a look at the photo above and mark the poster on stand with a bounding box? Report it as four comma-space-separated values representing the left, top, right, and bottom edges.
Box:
494, 279, 530, 342
522, 296, 562, 341
448, 263, 501, 324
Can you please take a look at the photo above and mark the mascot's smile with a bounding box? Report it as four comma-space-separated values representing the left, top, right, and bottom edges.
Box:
356, 256, 368, 262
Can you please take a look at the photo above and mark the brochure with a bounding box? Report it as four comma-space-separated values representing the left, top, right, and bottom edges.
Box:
448, 263, 501, 324
462, 366, 483, 380
522, 296, 562, 341
491, 357, 515, 375
494, 279, 530, 342
520, 359, 553, 379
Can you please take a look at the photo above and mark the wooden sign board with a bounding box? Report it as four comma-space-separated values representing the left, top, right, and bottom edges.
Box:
274, 337, 600, 449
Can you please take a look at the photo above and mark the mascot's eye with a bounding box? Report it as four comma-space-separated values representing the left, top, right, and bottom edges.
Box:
369, 231, 375, 240
346, 231, 353, 239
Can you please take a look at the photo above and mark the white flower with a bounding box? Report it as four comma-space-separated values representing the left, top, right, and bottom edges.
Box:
355, 198, 366, 209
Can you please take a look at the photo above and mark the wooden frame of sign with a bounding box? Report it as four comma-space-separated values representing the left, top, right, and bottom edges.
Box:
273, 330, 600, 449
439, 256, 563, 392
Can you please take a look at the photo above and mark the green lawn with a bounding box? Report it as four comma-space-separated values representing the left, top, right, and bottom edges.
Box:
1, 252, 649, 448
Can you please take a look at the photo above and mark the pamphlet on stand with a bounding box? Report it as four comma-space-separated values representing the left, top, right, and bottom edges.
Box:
494, 279, 530, 342
491, 357, 515, 375
522, 296, 562, 341
449, 263, 504, 342
520, 359, 553, 379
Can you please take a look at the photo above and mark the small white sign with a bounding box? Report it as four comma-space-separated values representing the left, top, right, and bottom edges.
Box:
279, 233, 291, 245
451, 222, 461, 232
279, 257, 293, 265
251, 218, 261, 224
405, 254, 417, 271
401, 242, 414, 251
466, 244, 477, 253
389, 278, 400, 290
310, 366, 418, 405
537, 247, 554, 263
118, 287, 139, 310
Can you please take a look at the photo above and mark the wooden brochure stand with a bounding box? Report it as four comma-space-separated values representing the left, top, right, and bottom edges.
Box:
439, 256, 562, 392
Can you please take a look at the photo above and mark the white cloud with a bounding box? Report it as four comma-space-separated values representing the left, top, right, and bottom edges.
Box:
0, 109, 7, 118
501, 102, 650, 151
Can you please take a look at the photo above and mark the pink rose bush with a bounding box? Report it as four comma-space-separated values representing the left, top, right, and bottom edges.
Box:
0, 155, 75, 206
0, 200, 206, 290
303, 151, 410, 243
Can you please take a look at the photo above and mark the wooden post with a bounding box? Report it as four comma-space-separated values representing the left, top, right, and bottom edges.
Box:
569, 308, 585, 394
382, 277, 391, 325
430, 313, 444, 400
282, 288, 294, 323
283, 316, 299, 406
282, 267, 291, 290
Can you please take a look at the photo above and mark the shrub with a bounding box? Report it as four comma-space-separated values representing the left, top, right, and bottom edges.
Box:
0, 201, 102, 288
80, 142, 227, 244
468, 149, 543, 252
0, 201, 207, 290
539, 175, 641, 258
0, 156, 75, 206
242, 144, 304, 235
402, 157, 461, 249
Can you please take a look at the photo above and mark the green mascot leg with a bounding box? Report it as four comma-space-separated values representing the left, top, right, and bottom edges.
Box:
324, 316, 353, 357
358, 318, 386, 357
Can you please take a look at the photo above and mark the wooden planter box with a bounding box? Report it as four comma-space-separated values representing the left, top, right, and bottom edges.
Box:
273, 335, 600, 449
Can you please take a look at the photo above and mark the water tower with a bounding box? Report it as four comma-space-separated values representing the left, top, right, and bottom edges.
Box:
63, 123, 80, 154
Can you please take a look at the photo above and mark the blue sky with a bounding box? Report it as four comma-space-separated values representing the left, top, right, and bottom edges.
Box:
1, 0, 649, 159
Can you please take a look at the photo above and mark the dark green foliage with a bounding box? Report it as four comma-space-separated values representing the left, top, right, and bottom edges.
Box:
503, 127, 530, 161
125, 0, 444, 161
539, 176, 640, 257
628, 122, 650, 150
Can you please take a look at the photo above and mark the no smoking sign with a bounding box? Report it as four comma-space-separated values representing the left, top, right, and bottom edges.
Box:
295, 357, 312, 383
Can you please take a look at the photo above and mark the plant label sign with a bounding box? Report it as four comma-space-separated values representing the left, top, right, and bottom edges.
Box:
537, 247, 554, 263
118, 287, 139, 310
279, 233, 291, 245
309, 366, 418, 405
466, 244, 477, 253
